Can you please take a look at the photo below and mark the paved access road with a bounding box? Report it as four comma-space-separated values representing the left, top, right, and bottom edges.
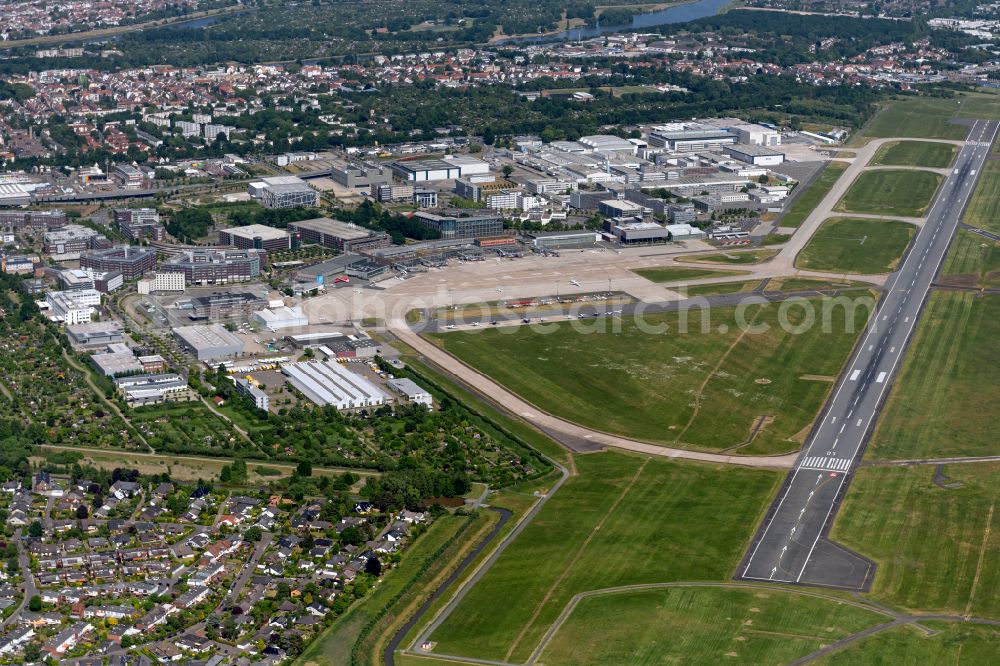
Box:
738, 119, 1000, 590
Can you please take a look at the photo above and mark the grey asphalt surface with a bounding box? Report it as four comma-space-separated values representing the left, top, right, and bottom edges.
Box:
738, 119, 1000, 590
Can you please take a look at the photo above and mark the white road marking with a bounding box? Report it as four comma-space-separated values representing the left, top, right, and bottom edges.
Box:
856, 418, 863, 427
876, 371, 887, 384
850, 370, 861, 381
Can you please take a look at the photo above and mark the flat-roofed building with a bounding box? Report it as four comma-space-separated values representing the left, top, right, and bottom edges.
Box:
90, 344, 143, 377
250, 305, 308, 331
386, 377, 432, 407
44, 226, 105, 260
80, 246, 157, 280
647, 128, 736, 152
66, 321, 125, 347
412, 211, 503, 240
330, 162, 393, 190
283, 360, 388, 410
288, 217, 390, 254
137, 272, 185, 294
115, 373, 195, 407
173, 324, 245, 361
161, 248, 265, 284
177, 292, 268, 321
613, 222, 673, 244
723, 144, 785, 166
219, 224, 293, 252
233, 377, 269, 411
114, 209, 164, 242
523, 229, 600, 249
248, 176, 318, 209
390, 159, 462, 182
0, 210, 66, 231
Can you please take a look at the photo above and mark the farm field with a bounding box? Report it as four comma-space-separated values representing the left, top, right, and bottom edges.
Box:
536, 585, 887, 665
681, 249, 778, 265
962, 159, 1000, 234
835, 170, 941, 217
831, 462, 1000, 620
430, 298, 869, 454
632, 265, 748, 283
865, 293, 1000, 460
780, 161, 848, 228
426, 452, 781, 663
856, 93, 1000, 142
940, 229, 1000, 289
794, 217, 915, 274
818, 621, 1000, 664
870, 140, 957, 168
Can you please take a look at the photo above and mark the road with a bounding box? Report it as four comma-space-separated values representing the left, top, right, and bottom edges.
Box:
738, 119, 1000, 590
0, 529, 36, 630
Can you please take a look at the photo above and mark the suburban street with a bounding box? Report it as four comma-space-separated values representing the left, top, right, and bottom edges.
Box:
738, 119, 1000, 590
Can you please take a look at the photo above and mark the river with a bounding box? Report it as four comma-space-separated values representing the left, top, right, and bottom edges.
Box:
496, 0, 732, 44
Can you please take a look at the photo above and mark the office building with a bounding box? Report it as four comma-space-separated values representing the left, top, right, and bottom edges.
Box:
177, 292, 268, 321
113, 164, 145, 190
57, 269, 94, 292
288, 217, 390, 254
0, 210, 66, 231
219, 224, 294, 252
114, 209, 165, 242
330, 162, 393, 190
376, 183, 415, 203
173, 324, 245, 361
45, 289, 101, 325
734, 125, 781, 146
233, 377, 269, 411
80, 246, 157, 280
161, 248, 265, 284
137, 272, 185, 294
0, 254, 38, 275
248, 176, 318, 209
412, 211, 503, 240
115, 373, 195, 407
43, 226, 106, 260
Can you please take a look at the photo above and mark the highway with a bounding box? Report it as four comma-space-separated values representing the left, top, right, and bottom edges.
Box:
738, 119, 1000, 590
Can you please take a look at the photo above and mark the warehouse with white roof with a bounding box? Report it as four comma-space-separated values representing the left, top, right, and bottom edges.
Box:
283, 360, 388, 409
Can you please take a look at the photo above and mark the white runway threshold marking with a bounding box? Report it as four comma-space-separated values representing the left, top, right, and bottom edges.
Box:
850, 369, 861, 381
876, 371, 887, 384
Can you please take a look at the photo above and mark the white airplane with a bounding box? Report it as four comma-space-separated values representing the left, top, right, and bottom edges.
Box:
569, 279, 580, 287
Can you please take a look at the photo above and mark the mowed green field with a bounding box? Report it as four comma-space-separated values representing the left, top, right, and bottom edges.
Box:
684, 249, 778, 265
431, 299, 869, 454
633, 265, 746, 283
866, 293, 1000, 460
686, 280, 761, 296
795, 217, 915, 274
819, 621, 1000, 665
871, 140, 957, 168
538, 586, 887, 665
781, 161, 848, 228
831, 462, 1000, 620
835, 170, 941, 217
940, 229, 1000, 289
858, 94, 1000, 141
426, 452, 781, 663
963, 159, 1000, 234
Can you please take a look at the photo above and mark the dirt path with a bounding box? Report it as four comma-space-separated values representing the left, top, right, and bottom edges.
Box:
965, 498, 995, 616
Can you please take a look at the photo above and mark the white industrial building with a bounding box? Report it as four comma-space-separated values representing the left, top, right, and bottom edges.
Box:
251, 306, 309, 331
723, 144, 785, 166
734, 125, 781, 146
386, 378, 433, 407
283, 360, 389, 410
137, 272, 186, 294
174, 324, 245, 361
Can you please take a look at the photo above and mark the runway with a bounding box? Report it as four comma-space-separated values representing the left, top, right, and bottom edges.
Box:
737, 119, 1000, 590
